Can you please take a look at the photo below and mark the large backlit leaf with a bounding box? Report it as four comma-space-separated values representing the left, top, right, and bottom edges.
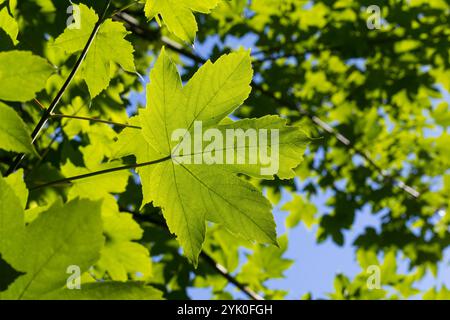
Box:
114, 49, 309, 265
1, 198, 104, 299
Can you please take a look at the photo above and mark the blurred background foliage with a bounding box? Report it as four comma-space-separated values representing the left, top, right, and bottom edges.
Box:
1, 0, 449, 299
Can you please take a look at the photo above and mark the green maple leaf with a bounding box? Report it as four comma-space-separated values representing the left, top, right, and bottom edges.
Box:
282, 194, 318, 229
53, 4, 135, 98
1, 197, 104, 300
61, 146, 152, 282
61, 159, 130, 200
0, 174, 161, 300
0, 176, 26, 290
144, 0, 221, 43
4, 169, 28, 210
114, 48, 309, 265
239, 235, 293, 289
0, 4, 18, 46
0, 51, 53, 102
0, 173, 24, 259
0, 103, 34, 154
93, 198, 153, 282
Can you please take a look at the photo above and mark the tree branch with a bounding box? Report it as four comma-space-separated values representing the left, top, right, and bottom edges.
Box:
252, 83, 421, 198
114, 12, 203, 64
28, 96, 92, 176
199, 252, 264, 300
7, 0, 113, 175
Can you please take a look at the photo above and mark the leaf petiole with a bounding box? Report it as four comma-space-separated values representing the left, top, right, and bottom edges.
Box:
50, 113, 141, 129
30, 156, 171, 190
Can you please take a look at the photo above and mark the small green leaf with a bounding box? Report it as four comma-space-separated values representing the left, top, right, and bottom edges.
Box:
53, 4, 135, 98
95, 212, 153, 281
2, 199, 104, 300
432, 102, 450, 127
0, 174, 26, 292
144, 0, 220, 43
0, 51, 53, 102
239, 235, 293, 290
94, 197, 152, 282
4, 169, 28, 210
0, 6, 18, 45
61, 147, 151, 282
0, 103, 33, 154
282, 194, 317, 229
0, 174, 25, 258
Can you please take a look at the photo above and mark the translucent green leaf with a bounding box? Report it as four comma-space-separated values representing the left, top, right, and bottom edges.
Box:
0, 6, 18, 45
61, 148, 151, 282
115, 49, 309, 265
53, 4, 135, 98
211, 116, 309, 179
0, 51, 53, 102
282, 194, 317, 229
423, 286, 450, 300
432, 102, 450, 127
93, 197, 152, 282
2, 199, 104, 299
0, 103, 33, 154
0, 174, 25, 259
112, 116, 147, 160
4, 169, 28, 210
61, 159, 130, 200
238, 235, 293, 291
0, 175, 26, 292
144, 0, 220, 43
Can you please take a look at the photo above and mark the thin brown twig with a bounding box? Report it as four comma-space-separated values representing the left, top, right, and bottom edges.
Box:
33, 98, 46, 111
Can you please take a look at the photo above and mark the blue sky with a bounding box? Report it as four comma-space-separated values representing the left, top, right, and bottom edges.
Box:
128, 33, 450, 300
